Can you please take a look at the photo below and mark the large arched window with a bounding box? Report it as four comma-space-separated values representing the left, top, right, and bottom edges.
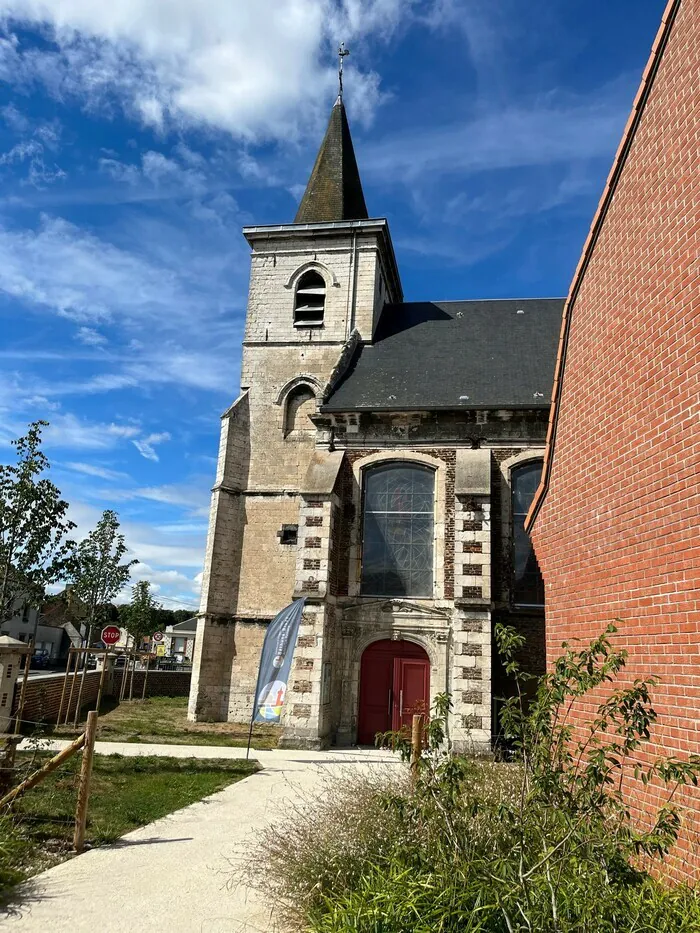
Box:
361, 463, 435, 597
512, 461, 545, 606
294, 270, 326, 326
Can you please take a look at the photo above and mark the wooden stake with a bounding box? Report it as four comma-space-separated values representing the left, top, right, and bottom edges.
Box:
0, 732, 86, 808
73, 627, 92, 728
141, 655, 150, 701
118, 651, 129, 702
64, 649, 79, 725
95, 652, 109, 717
73, 710, 98, 853
128, 652, 136, 701
411, 714, 423, 789
57, 648, 74, 727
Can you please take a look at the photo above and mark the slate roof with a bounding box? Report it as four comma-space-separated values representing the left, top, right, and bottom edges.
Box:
322, 298, 565, 411
294, 98, 369, 223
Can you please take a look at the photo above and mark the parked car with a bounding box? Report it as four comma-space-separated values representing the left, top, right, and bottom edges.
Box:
30, 649, 50, 670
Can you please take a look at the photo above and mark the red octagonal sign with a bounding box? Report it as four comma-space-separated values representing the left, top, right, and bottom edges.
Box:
101, 625, 121, 646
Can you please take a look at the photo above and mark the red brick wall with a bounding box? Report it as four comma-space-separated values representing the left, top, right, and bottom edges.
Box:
530, 0, 700, 881
114, 669, 191, 699
14, 670, 192, 727
13, 671, 102, 727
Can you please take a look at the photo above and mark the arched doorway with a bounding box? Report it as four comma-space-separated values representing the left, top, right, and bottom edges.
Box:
357, 639, 430, 745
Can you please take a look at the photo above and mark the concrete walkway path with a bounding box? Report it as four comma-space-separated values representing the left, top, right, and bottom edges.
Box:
1, 747, 399, 933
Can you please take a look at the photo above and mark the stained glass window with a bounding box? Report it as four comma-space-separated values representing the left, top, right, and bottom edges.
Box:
512, 461, 545, 606
361, 463, 435, 597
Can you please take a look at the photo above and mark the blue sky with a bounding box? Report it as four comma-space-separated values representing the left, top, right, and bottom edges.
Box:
0, 0, 665, 610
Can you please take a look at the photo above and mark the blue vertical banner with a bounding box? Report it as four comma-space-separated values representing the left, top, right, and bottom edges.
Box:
252, 597, 306, 724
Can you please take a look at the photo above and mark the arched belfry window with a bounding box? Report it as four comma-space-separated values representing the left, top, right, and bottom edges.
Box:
294, 270, 326, 326
512, 461, 545, 606
361, 463, 435, 597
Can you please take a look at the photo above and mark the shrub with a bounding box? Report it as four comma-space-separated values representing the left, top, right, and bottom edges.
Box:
244, 625, 700, 932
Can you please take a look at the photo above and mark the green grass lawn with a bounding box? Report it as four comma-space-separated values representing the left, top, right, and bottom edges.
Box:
1, 752, 258, 900
49, 695, 279, 749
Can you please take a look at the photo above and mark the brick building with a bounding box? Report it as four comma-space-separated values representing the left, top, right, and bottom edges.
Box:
528, 0, 700, 879
189, 91, 563, 749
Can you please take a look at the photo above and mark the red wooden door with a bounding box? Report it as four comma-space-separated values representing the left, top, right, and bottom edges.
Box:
358, 640, 429, 744
392, 657, 430, 733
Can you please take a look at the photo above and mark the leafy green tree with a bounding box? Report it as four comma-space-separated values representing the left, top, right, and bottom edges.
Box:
0, 422, 75, 626
120, 580, 161, 648
173, 608, 194, 624
69, 510, 135, 645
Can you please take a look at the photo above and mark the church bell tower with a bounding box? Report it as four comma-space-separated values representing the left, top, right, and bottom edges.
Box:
189, 58, 402, 738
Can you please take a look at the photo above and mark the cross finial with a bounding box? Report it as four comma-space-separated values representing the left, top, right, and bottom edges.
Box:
338, 42, 350, 101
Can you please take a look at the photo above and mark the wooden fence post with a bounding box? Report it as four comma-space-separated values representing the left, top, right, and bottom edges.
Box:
73, 710, 98, 853
0, 732, 86, 808
411, 714, 423, 789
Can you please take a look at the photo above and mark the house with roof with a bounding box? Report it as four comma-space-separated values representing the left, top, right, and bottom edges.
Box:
164, 617, 196, 661
528, 0, 700, 879
188, 89, 562, 749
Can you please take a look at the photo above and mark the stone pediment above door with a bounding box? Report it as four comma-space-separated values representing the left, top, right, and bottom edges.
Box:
341, 599, 451, 622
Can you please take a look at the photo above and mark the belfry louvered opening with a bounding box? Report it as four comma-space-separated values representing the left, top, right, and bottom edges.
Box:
294, 270, 326, 326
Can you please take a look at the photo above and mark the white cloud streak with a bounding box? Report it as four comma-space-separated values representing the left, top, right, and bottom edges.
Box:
132, 431, 171, 462
0, 0, 419, 139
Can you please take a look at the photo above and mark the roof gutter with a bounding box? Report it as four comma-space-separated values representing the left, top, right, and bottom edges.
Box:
526, 0, 681, 532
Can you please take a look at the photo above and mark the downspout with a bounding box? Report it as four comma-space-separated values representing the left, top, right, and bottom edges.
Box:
346, 231, 358, 338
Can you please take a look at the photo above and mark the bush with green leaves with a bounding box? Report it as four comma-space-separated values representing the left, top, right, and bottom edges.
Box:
245, 625, 700, 932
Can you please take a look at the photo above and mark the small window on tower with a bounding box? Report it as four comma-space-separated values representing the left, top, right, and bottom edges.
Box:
279, 525, 298, 546
294, 271, 326, 326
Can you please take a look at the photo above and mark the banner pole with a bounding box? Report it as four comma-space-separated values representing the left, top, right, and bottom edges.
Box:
245, 596, 305, 761
245, 701, 256, 761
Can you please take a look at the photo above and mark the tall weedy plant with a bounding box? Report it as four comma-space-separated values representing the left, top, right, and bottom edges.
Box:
494, 622, 700, 903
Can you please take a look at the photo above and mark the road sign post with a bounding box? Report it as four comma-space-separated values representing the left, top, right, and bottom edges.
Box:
101, 625, 121, 647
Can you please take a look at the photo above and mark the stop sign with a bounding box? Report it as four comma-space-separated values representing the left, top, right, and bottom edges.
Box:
101, 625, 121, 646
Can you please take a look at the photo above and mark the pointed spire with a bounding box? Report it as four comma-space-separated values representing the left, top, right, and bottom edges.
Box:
294, 97, 369, 224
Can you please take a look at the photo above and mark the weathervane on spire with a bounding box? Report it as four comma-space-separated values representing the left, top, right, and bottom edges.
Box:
338, 42, 350, 101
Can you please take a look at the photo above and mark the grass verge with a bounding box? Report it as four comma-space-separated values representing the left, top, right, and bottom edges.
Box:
1, 751, 258, 904
48, 696, 279, 749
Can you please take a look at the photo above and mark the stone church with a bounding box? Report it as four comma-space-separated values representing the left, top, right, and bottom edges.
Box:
188, 93, 563, 750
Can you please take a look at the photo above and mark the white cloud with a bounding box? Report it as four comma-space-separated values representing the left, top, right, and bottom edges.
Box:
76, 325, 107, 346
0, 214, 183, 324
42, 413, 140, 449
107, 481, 210, 516
363, 82, 630, 183
0, 0, 418, 140
0, 111, 65, 186
132, 431, 171, 462
63, 460, 129, 481
99, 149, 208, 197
